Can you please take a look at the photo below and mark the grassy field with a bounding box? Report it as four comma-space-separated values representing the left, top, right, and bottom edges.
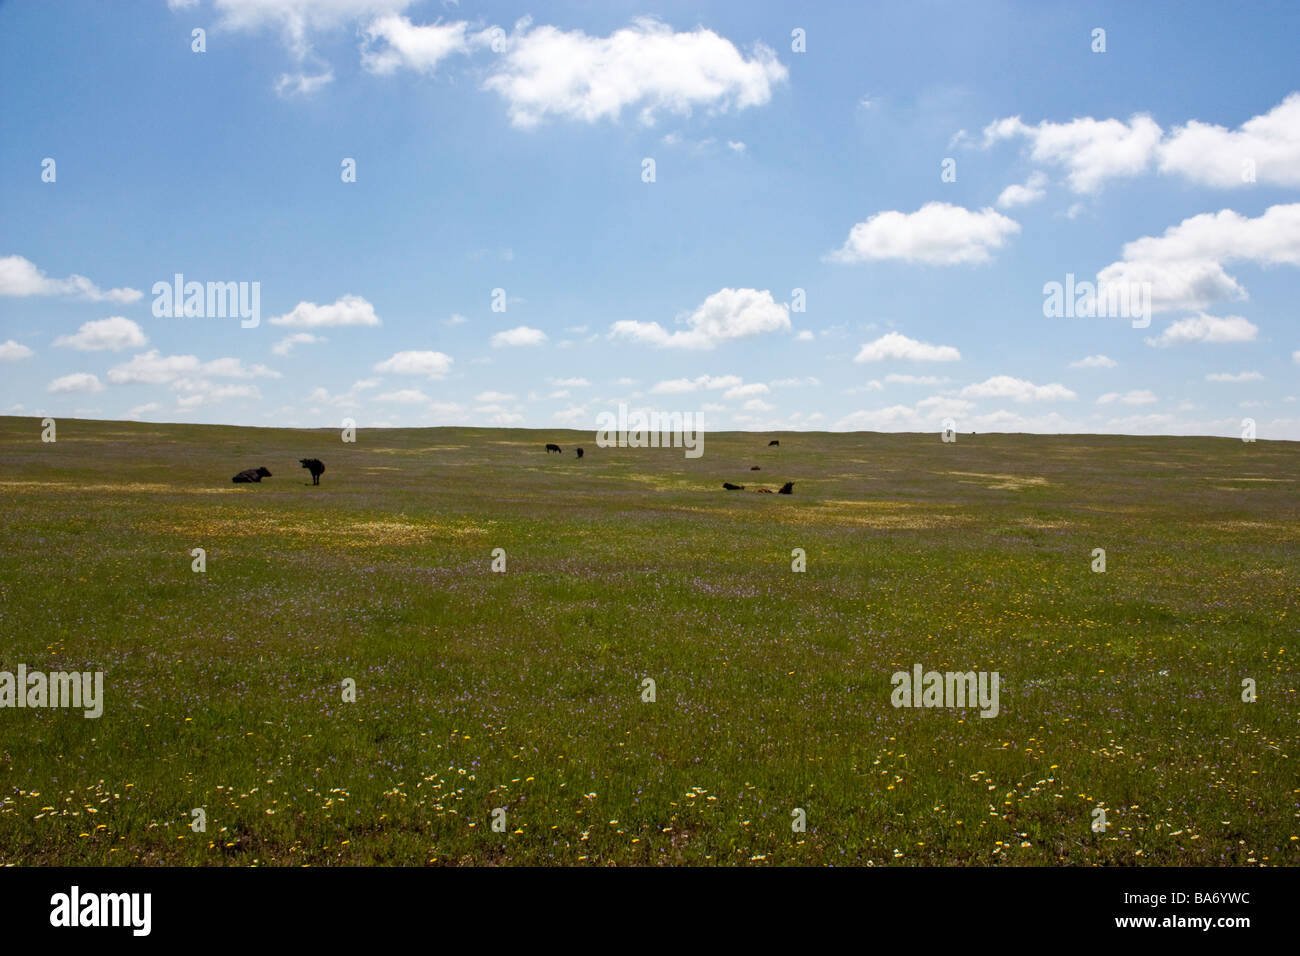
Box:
0, 415, 1295, 866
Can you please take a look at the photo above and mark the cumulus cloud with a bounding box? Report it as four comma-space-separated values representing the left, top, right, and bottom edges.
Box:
0, 339, 34, 361
1097, 390, 1158, 405
53, 317, 147, 351
996, 171, 1048, 208
828, 202, 1020, 265
1158, 93, 1300, 188
491, 325, 548, 347
483, 17, 787, 128
650, 374, 742, 394
610, 288, 790, 350
1144, 313, 1259, 347
375, 389, 431, 403
0, 255, 141, 303
1069, 354, 1116, 368
46, 372, 103, 393
360, 15, 470, 74
268, 294, 380, 328
853, 332, 961, 363
372, 349, 454, 378
271, 332, 323, 356
981, 113, 1163, 193
960, 376, 1076, 402
1098, 203, 1300, 313
209, 0, 416, 59
105, 352, 276, 386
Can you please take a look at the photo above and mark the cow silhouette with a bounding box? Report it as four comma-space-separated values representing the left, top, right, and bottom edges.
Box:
232, 466, 271, 484
723, 482, 745, 490
576, 447, 584, 459
545, 443, 562, 454
300, 458, 325, 485
768, 440, 780, 447
778, 481, 794, 494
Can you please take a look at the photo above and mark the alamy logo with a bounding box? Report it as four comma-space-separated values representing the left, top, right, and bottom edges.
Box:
1042, 273, 1151, 329
595, 403, 704, 459
891, 664, 1000, 718
0, 666, 104, 718
152, 273, 260, 328
50, 886, 151, 936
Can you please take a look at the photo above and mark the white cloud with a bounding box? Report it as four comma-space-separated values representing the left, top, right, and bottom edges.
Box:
108, 351, 199, 385
269, 294, 380, 328
727, 140, 746, 153
960, 376, 1076, 402
443, 313, 468, 326
275, 70, 333, 96
885, 373, 949, 385
724, 383, 769, 399
742, 398, 774, 411
475, 390, 516, 403
1158, 93, 1300, 188
1206, 371, 1263, 382
854, 332, 961, 363
996, 171, 1048, 208
828, 202, 1020, 265
1097, 390, 1157, 405
271, 332, 323, 355
650, 374, 742, 394
360, 15, 469, 74
845, 381, 884, 393
53, 316, 148, 351
375, 389, 431, 403
1068, 354, 1116, 368
982, 113, 1163, 193
199, 358, 280, 379
553, 377, 590, 387
1144, 313, 1258, 347
372, 350, 454, 379
483, 17, 787, 128
794, 330, 814, 341
610, 288, 790, 350
47, 372, 103, 394
126, 402, 162, 418
210, 0, 416, 59
1098, 203, 1300, 313
553, 404, 589, 426
0, 339, 34, 361
0, 255, 141, 303
491, 325, 548, 347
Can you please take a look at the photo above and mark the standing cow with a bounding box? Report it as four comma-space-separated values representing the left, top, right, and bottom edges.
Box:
300, 458, 325, 485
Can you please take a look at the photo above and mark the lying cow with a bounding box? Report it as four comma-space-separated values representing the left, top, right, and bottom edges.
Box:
232, 466, 272, 484
723, 482, 745, 490
546, 443, 562, 454
300, 458, 325, 485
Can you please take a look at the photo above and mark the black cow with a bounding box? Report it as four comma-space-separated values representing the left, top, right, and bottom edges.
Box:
722, 482, 745, 490
575, 447, 584, 459
232, 466, 272, 484
750, 466, 760, 470
300, 458, 325, 485
546, 443, 562, 454
778, 481, 794, 495
768, 440, 780, 447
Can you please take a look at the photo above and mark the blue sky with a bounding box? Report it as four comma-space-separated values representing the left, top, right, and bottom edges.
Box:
2, 0, 1298, 437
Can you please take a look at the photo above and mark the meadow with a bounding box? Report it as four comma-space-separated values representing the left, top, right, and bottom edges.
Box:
0, 415, 1295, 866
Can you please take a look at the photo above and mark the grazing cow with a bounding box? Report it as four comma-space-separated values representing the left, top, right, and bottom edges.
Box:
232, 466, 272, 484
546, 443, 562, 454
300, 458, 325, 485
576, 447, 584, 459
768, 440, 780, 447
750, 466, 760, 470
778, 481, 794, 495
722, 482, 745, 490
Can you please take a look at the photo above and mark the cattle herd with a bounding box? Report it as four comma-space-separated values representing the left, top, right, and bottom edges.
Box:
229, 442, 791, 493
230, 459, 325, 485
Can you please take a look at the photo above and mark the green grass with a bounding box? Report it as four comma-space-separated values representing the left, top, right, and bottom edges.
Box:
0, 416, 1295, 866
